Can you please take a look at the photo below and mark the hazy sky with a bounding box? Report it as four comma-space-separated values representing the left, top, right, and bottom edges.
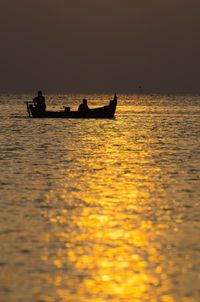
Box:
0, 0, 200, 93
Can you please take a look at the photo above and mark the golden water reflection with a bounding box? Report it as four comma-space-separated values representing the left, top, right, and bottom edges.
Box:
41, 123, 180, 302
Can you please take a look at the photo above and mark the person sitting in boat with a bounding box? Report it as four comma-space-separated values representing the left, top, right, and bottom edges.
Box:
78, 98, 89, 112
33, 91, 46, 112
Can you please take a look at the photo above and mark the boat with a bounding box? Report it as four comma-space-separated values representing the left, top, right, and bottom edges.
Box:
25, 94, 117, 119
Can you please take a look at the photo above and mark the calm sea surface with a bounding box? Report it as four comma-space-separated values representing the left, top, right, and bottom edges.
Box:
0, 94, 200, 302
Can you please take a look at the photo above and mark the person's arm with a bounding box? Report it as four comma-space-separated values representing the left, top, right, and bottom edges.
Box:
33, 97, 37, 106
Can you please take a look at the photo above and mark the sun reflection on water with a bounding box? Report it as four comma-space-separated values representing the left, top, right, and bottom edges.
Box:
1, 96, 200, 301
41, 120, 178, 302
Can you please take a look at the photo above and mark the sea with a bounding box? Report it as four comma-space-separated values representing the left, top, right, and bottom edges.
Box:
0, 94, 200, 302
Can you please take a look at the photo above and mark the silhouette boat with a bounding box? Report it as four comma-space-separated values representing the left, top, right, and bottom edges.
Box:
25, 94, 117, 119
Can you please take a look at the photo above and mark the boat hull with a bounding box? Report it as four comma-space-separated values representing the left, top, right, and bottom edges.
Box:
28, 100, 117, 119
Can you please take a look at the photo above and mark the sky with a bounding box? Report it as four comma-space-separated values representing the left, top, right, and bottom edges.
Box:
0, 0, 200, 93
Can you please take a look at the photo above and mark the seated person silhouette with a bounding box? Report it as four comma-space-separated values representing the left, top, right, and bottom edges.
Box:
33, 91, 46, 112
78, 99, 89, 112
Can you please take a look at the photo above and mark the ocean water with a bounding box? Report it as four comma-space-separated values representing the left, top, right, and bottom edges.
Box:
0, 94, 200, 302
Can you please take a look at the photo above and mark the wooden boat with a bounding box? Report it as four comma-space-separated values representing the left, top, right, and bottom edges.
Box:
25, 94, 117, 119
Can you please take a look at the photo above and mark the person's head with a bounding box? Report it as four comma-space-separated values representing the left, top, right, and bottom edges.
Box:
38, 91, 43, 97
83, 98, 87, 105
